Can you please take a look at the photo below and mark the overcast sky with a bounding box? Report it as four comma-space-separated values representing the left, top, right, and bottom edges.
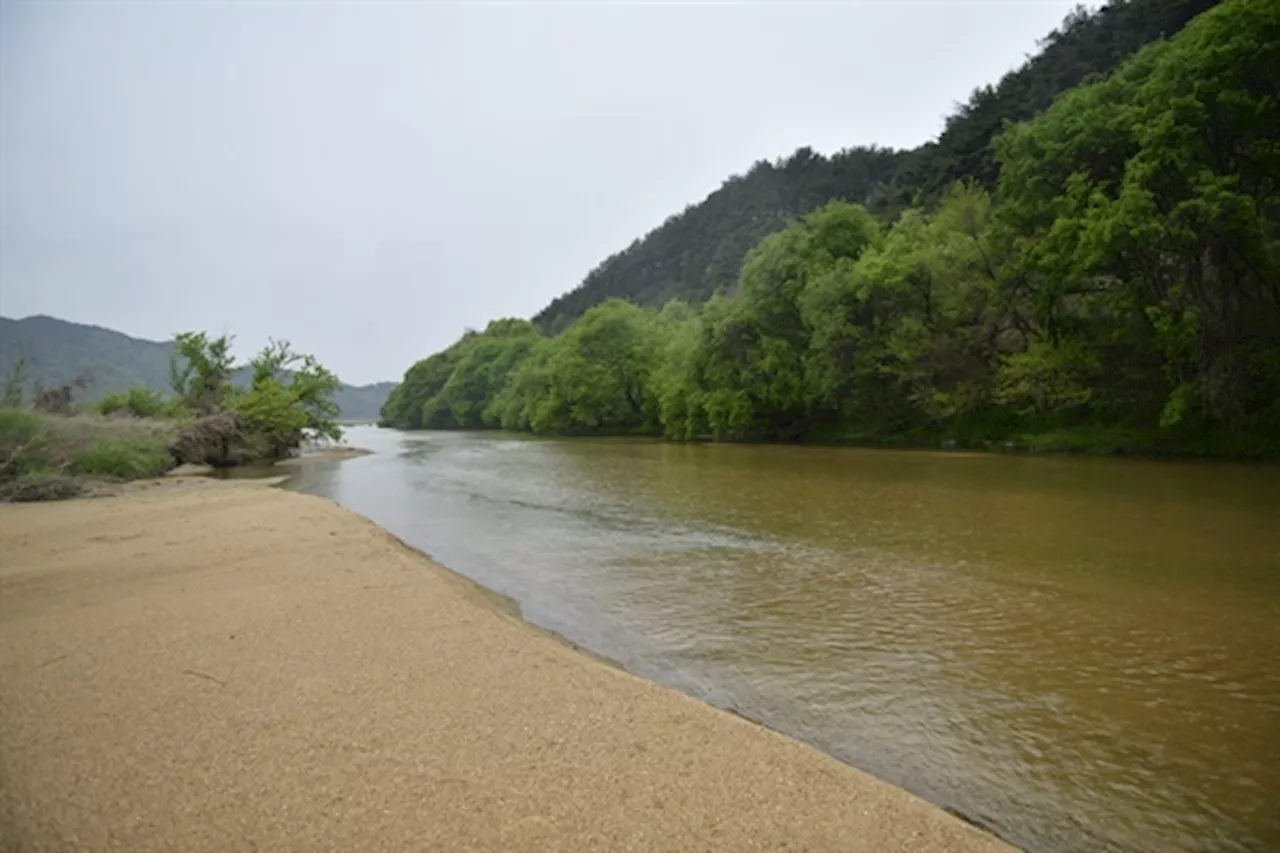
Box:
2, 0, 1079, 385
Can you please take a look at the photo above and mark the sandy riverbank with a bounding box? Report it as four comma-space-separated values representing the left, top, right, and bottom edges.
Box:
0, 480, 1012, 853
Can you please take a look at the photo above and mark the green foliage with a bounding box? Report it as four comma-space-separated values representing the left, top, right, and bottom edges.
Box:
70, 436, 173, 479
887, 0, 1220, 204
529, 1, 1219, 334
97, 386, 174, 419
0, 327, 346, 496
658, 202, 883, 440
0, 316, 390, 419
648, 301, 705, 439
994, 340, 1099, 416
534, 147, 906, 333
171, 331, 236, 415
438, 320, 541, 428
0, 409, 179, 499
378, 320, 542, 430
379, 348, 466, 429
233, 380, 311, 460
232, 340, 343, 459
491, 304, 661, 434
0, 408, 50, 479
4, 472, 85, 502
2, 353, 29, 408
995, 0, 1280, 429
381, 0, 1277, 458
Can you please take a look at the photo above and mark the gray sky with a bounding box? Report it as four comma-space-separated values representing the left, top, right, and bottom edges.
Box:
2, 0, 1079, 385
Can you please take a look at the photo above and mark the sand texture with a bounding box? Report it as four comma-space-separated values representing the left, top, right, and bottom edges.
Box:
0, 481, 1012, 852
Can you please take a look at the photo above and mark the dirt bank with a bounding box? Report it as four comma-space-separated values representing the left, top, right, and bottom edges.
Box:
0, 481, 1012, 853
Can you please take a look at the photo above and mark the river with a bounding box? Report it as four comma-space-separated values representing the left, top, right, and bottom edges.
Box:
286, 426, 1279, 853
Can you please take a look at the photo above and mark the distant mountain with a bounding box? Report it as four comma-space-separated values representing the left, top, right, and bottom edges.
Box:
329, 382, 397, 422
0, 315, 393, 421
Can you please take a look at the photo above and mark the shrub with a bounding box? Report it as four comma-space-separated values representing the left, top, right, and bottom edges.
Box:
71, 436, 173, 479
170, 411, 249, 467
0, 408, 51, 479
2, 409, 177, 500
2, 472, 85, 502
98, 387, 173, 419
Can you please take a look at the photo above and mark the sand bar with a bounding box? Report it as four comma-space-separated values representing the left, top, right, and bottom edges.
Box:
0, 480, 1012, 852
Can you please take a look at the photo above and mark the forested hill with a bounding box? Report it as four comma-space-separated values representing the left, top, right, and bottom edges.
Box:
534, 147, 905, 333
383, 0, 1279, 457
0, 315, 394, 420
533, 0, 1220, 333
886, 0, 1219, 202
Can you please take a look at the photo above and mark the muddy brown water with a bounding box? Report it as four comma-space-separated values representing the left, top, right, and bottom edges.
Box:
287, 427, 1280, 853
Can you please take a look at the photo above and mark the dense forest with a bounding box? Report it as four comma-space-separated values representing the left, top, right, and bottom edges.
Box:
885, 0, 1220, 203
383, 0, 1279, 456
533, 0, 1222, 333
534, 147, 906, 333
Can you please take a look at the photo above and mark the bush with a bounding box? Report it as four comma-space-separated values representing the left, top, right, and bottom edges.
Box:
170, 411, 250, 467
2, 472, 85, 502
71, 436, 173, 479
1, 409, 178, 500
98, 387, 173, 419
233, 380, 309, 459
0, 408, 51, 479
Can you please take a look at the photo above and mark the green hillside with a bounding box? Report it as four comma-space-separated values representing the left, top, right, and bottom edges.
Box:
384, 0, 1279, 457
0, 315, 393, 421
532, 0, 1220, 333
534, 147, 906, 333
883, 0, 1220, 203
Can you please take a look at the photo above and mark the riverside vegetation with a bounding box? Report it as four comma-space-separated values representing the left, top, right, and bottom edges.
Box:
381, 0, 1279, 457
0, 332, 343, 500
0, 315, 396, 421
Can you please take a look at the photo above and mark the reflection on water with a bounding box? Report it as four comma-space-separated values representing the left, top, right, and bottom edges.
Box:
287, 427, 1280, 853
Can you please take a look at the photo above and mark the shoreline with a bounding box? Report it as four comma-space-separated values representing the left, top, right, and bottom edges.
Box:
0, 479, 1013, 852
313, 482, 1007, 841
275, 445, 374, 466
379, 423, 1280, 463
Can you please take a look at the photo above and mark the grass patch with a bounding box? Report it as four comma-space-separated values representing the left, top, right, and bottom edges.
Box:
71, 437, 173, 478
1, 408, 179, 500
0, 408, 52, 477
5, 472, 85, 502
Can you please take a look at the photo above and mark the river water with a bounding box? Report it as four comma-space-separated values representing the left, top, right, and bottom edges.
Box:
287, 426, 1280, 853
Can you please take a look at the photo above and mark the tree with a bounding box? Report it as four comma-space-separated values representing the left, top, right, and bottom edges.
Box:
170, 332, 235, 415
2, 353, 28, 408
233, 340, 342, 459
995, 0, 1280, 429
533, 147, 905, 332
98, 387, 172, 419
675, 201, 881, 439
491, 302, 662, 434
435, 320, 541, 428
528, 1, 1219, 334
